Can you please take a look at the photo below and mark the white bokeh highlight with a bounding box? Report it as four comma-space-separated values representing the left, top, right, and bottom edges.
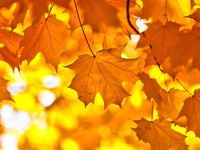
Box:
42, 75, 61, 88
39, 90, 56, 107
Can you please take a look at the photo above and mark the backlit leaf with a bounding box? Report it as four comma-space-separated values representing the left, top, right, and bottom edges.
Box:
0, 77, 13, 102
141, 0, 192, 24
178, 88, 200, 137
66, 46, 139, 107
157, 88, 190, 121
138, 72, 162, 105
19, 15, 67, 69
133, 118, 188, 150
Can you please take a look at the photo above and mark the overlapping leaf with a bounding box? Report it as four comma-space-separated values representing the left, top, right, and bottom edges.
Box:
0, 0, 48, 29
168, 26, 200, 70
19, 15, 66, 69
137, 21, 181, 66
62, 0, 121, 33
157, 88, 190, 121
0, 29, 22, 70
133, 118, 188, 150
178, 89, 200, 137
138, 72, 162, 105
77, 0, 120, 32
141, 0, 192, 24
0, 77, 13, 102
66, 46, 139, 108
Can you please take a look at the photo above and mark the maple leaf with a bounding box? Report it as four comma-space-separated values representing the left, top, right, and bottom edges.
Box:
168, 26, 200, 70
0, 29, 22, 53
157, 88, 190, 121
19, 15, 67, 70
141, 0, 193, 24
178, 88, 200, 137
0, 29, 22, 70
66, 46, 139, 108
0, 0, 48, 29
138, 72, 162, 105
0, 77, 13, 102
133, 118, 188, 150
137, 21, 181, 66
77, 0, 121, 32
0, 47, 20, 71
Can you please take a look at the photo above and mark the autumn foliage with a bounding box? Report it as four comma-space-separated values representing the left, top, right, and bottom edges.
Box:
1, 0, 200, 149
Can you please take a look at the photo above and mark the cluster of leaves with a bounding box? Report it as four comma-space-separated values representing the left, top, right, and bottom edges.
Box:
1, 0, 200, 149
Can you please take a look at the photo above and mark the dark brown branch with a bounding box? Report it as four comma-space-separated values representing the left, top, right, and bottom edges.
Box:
126, 0, 140, 34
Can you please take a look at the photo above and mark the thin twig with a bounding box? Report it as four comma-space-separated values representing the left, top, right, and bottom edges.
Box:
126, 0, 140, 34
74, 0, 95, 56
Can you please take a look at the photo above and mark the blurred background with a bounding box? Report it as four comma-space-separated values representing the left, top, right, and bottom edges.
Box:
0, 2, 200, 150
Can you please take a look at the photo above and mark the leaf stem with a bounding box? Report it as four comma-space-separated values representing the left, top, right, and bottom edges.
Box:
175, 78, 193, 96
126, 0, 140, 35
74, 0, 95, 56
49, 3, 54, 15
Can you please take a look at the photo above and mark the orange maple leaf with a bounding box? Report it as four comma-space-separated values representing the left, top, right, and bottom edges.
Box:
66, 46, 139, 108
0, 47, 20, 71
168, 26, 200, 70
133, 118, 188, 150
77, 0, 121, 32
0, 0, 48, 29
137, 21, 181, 66
19, 15, 67, 70
0, 77, 14, 102
138, 72, 162, 105
178, 88, 200, 137
157, 88, 190, 121
0, 29, 22, 70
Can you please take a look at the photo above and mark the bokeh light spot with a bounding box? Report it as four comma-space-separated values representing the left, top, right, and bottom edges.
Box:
61, 139, 79, 150
42, 75, 61, 88
39, 90, 56, 107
